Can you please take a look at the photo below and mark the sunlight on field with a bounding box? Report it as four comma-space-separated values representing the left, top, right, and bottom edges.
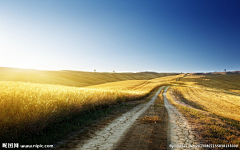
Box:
87, 75, 179, 92
166, 73, 240, 145
0, 67, 179, 87
0, 74, 180, 142
172, 73, 240, 121
181, 73, 240, 92
0, 81, 143, 137
171, 86, 240, 121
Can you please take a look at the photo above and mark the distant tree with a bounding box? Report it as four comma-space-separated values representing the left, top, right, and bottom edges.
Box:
94, 69, 96, 72
224, 69, 226, 72
113, 70, 115, 73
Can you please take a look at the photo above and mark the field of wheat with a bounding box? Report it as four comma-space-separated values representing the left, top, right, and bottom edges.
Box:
0, 67, 179, 87
167, 73, 240, 144
171, 86, 240, 121
174, 73, 240, 121
86, 75, 179, 92
0, 74, 180, 142
180, 73, 240, 93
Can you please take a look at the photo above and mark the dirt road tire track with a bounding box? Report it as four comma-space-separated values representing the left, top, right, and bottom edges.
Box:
115, 87, 168, 150
164, 86, 201, 150
56, 84, 201, 150
56, 86, 165, 150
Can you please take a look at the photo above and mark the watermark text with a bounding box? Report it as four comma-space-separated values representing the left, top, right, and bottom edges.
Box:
2, 143, 53, 149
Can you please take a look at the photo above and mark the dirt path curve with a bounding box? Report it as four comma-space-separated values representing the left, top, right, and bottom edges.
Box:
69, 86, 166, 150
164, 86, 200, 150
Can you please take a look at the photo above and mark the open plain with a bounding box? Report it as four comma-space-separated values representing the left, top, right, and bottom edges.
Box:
1, 68, 240, 149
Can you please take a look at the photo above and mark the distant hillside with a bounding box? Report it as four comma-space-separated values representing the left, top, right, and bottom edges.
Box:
184, 71, 240, 93
188, 71, 240, 76
0, 67, 179, 87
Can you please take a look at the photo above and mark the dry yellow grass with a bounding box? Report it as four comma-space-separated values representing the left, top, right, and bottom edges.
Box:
0, 81, 143, 136
171, 86, 240, 121
0, 67, 179, 87
0, 74, 180, 142
87, 75, 180, 92
181, 73, 240, 94
173, 73, 240, 122
166, 73, 240, 145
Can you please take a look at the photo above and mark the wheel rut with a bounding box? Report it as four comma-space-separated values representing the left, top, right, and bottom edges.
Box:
164, 86, 201, 150
56, 85, 201, 150
57, 86, 165, 150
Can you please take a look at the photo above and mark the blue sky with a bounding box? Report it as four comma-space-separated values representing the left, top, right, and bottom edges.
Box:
0, 0, 239, 72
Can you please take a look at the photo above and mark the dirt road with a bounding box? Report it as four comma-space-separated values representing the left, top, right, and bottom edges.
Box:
164, 86, 200, 150
115, 87, 168, 150
56, 85, 200, 150
77, 86, 165, 150
56, 86, 165, 150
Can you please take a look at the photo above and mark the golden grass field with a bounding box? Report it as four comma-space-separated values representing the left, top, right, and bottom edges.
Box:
174, 73, 240, 121
0, 67, 178, 87
167, 72, 240, 145
1, 67, 240, 146
0, 67, 180, 142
